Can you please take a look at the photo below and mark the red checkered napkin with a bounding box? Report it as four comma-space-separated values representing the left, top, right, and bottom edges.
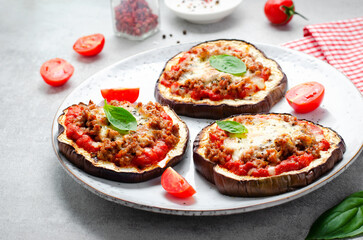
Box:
283, 17, 363, 94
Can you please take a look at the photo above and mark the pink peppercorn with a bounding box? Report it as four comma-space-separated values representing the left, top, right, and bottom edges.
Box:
112, 0, 159, 40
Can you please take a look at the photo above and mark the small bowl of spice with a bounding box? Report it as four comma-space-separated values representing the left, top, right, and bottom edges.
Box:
164, 0, 243, 24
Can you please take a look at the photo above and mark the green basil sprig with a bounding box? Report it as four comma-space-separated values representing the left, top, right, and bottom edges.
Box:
103, 100, 137, 133
216, 120, 248, 137
209, 54, 247, 75
306, 191, 363, 240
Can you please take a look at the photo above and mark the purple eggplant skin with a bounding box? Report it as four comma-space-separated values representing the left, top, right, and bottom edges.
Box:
155, 39, 288, 119
193, 113, 346, 197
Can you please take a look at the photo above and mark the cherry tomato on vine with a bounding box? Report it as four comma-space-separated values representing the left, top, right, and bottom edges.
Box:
285, 82, 325, 113
101, 88, 140, 103
264, 0, 307, 25
161, 167, 196, 198
40, 58, 74, 87
73, 33, 105, 56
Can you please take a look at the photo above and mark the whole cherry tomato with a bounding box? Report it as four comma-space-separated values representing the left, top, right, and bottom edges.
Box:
264, 0, 307, 25
40, 58, 74, 87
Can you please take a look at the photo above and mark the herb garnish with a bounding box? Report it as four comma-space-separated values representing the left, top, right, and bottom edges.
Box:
209, 54, 247, 75
306, 191, 363, 240
103, 100, 137, 133
216, 120, 248, 138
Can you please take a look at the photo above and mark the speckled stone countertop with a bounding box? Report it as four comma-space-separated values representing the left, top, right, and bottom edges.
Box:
0, 0, 362, 239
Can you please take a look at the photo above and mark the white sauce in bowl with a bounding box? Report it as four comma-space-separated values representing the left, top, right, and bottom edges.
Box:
176, 0, 221, 13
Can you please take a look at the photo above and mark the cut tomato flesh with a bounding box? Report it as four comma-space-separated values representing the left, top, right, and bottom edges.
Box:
64, 107, 100, 153
160, 111, 173, 123
319, 139, 331, 151
101, 88, 139, 103
161, 167, 196, 198
132, 141, 169, 168
73, 33, 105, 56
300, 120, 324, 137
251, 168, 269, 178
76, 135, 99, 153
286, 82, 325, 113
223, 152, 318, 177
40, 58, 74, 87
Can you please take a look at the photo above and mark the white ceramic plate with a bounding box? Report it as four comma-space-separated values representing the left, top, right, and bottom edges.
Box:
52, 42, 363, 216
164, 0, 243, 24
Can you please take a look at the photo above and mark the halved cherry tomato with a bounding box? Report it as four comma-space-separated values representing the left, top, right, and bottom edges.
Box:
73, 33, 105, 56
264, 0, 307, 25
40, 58, 74, 87
286, 82, 325, 113
161, 167, 196, 198
101, 88, 139, 103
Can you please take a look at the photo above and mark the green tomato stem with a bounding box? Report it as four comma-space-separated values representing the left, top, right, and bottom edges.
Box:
294, 10, 308, 20
282, 5, 308, 21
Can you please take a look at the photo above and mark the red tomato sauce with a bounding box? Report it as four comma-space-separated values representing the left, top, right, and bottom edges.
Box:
65, 106, 100, 153
132, 141, 170, 168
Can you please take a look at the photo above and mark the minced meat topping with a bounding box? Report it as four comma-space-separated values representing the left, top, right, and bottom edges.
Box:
64, 101, 180, 169
204, 115, 331, 177
160, 41, 271, 101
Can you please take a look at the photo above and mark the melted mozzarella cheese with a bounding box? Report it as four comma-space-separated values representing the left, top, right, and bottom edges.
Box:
223, 118, 305, 161
99, 126, 109, 140
177, 46, 266, 89
128, 107, 148, 125
179, 58, 246, 85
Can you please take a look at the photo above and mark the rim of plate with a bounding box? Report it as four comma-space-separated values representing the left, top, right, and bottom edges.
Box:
51, 41, 363, 216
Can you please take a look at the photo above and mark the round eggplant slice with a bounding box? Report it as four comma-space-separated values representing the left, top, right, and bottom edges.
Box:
193, 113, 345, 197
57, 102, 189, 183
155, 39, 287, 119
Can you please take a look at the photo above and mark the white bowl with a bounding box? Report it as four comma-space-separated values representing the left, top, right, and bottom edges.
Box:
164, 0, 243, 24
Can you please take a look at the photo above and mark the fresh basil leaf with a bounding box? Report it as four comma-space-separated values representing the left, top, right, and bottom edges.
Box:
209, 54, 247, 75
216, 120, 248, 134
306, 191, 363, 240
229, 133, 248, 139
103, 100, 137, 133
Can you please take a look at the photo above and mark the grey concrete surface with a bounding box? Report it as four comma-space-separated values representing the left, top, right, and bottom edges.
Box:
0, 0, 362, 239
